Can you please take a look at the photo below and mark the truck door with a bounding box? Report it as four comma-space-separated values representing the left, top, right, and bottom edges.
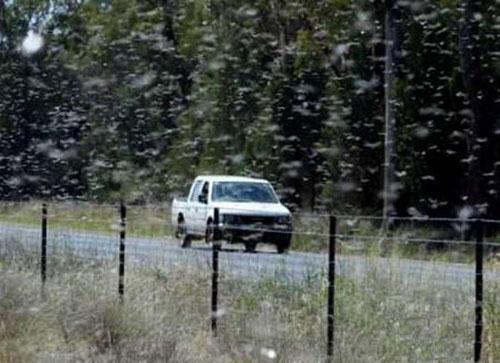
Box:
193, 181, 210, 236
186, 180, 203, 233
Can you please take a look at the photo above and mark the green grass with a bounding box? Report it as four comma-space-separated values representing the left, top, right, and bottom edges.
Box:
0, 201, 495, 265
1, 235, 500, 362
0, 201, 174, 238
291, 213, 482, 265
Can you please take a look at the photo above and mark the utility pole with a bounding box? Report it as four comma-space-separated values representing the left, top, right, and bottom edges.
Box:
383, 0, 396, 219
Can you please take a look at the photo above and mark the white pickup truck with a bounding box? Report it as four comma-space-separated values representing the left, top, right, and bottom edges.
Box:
171, 175, 293, 253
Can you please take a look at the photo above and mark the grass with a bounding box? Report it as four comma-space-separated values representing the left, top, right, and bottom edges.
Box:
1, 234, 500, 362
290, 213, 488, 265
0, 201, 174, 238
0, 201, 498, 264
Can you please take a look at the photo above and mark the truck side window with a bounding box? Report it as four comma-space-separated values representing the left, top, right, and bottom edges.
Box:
189, 181, 203, 202
201, 182, 209, 200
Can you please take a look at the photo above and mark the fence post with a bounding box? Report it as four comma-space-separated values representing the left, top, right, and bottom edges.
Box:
41, 203, 47, 286
474, 219, 484, 362
211, 208, 220, 336
118, 202, 126, 301
327, 215, 337, 361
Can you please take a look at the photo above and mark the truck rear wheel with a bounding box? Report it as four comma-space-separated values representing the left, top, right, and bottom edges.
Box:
176, 216, 186, 238
177, 217, 191, 248
181, 234, 192, 248
205, 220, 214, 244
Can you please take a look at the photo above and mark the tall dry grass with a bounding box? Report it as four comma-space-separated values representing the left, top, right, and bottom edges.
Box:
0, 233, 499, 362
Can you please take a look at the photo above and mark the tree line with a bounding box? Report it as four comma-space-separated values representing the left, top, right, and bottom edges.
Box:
0, 0, 498, 218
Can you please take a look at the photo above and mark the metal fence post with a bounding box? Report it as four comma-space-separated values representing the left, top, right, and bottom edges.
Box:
474, 219, 484, 362
118, 202, 126, 301
41, 203, 47, 286
327, 215, 337, 361
211, 208, 220, 336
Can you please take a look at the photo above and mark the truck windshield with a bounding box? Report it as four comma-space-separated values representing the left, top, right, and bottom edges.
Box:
212, 182, 278, 203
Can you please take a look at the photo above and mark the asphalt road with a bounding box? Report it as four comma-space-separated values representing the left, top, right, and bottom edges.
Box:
0, 222, 494, 288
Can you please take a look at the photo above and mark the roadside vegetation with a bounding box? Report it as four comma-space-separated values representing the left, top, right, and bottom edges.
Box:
1, 0, 499, 224
0, 201, 173, 238
1, 201, 498, 265
1, 235, 500, 362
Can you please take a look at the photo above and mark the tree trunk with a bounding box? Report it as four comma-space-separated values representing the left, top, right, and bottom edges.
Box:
459, 0, 496, 217
0, 0, 5, 41
160, 0, 192, 101
382, 0, 402, 218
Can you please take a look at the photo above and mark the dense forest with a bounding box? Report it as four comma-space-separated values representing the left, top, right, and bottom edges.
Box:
0, 0, 499, 218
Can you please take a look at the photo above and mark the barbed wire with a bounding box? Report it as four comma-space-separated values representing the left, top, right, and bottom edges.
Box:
3, 200, 500, 224
1, 218, 499, 246
0, 205, 491, 363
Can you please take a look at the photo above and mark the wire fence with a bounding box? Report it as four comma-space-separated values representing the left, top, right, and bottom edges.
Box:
0, 201, 500, 361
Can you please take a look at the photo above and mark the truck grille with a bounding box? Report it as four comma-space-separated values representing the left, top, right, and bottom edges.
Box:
225, 214, 276, 225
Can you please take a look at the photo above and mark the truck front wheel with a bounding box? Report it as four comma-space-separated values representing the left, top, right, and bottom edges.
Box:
244, 241, 257, 253
275, 234, 291, 254
276, 241, 290, 254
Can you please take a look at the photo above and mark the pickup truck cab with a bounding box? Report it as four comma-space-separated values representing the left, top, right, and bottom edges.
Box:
171, 175, 292, 253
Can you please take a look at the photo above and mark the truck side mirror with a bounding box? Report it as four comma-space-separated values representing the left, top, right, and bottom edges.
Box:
198, 195, 207, 204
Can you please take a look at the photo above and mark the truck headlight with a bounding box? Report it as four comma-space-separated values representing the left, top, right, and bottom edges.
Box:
276, 215, 291, 225
223, 214, 241, 226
